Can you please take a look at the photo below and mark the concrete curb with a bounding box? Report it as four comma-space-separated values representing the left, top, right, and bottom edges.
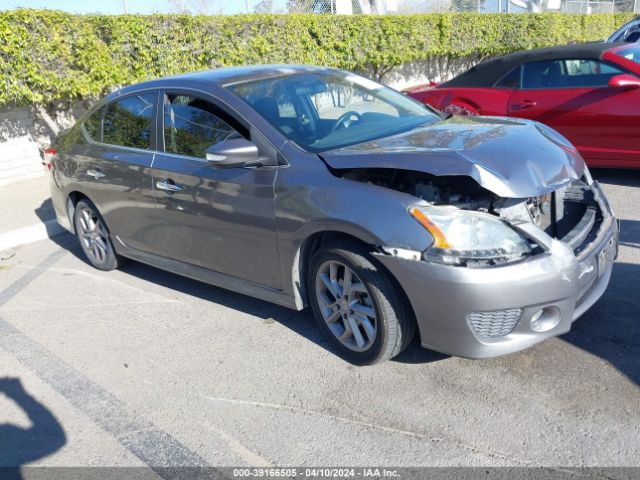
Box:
0, 220, 66, 252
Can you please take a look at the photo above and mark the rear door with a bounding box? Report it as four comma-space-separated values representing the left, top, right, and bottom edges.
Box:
507, 58, 639, 166
151, 90, 282, 289
76, 91, 164, 253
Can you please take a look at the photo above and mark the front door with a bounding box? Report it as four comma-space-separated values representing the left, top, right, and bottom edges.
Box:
508, 58, 640, 167
151, 91, 282, 289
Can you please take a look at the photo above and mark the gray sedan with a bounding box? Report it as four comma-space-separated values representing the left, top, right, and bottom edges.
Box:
48, 65, 618, 364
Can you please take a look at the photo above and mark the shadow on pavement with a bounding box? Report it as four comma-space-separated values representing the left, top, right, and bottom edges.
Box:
590, 167, 640, 188
123, 260, 447, 365
0, 377, 66, 479
391, 337, 450, 364
34, 198, 55, 226
618, 219, 640, 250
34, 198, 65, 240
561, 260, 640, 386
49, 230, 445, 365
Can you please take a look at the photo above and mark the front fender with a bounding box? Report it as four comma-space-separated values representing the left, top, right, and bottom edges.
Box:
274, 145, 432, 303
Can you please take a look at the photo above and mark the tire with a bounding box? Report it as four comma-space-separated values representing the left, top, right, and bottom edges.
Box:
307, 242, 415, 365
73, 199, 126, 271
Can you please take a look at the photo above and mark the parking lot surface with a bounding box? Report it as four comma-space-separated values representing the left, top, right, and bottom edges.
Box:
0, 169, 639, 471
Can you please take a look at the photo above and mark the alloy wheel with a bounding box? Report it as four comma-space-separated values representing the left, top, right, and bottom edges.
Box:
77, 207, 110, 264
315, 260, 378, 352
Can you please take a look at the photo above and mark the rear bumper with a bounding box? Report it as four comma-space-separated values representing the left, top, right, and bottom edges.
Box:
50, 172, 74, 234
375, 183, 618, 359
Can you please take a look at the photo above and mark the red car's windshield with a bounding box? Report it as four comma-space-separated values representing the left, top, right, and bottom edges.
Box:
614, 45, 640, 66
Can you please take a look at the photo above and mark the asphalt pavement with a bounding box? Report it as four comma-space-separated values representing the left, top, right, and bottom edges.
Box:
0, 168, 638, 474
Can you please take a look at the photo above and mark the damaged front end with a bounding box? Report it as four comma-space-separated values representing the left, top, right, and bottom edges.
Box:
319, 115, 609, 267
332, 165, 617, 358
318, 116, 617, 358
334, 166, 611, 269
499, 177, 609, 257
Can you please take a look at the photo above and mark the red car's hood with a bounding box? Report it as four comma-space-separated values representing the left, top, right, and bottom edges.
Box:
321, 115, 585, 198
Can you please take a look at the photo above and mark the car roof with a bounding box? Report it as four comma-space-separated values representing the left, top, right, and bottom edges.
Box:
440, 42, 629, 88
111, 64, 327, 99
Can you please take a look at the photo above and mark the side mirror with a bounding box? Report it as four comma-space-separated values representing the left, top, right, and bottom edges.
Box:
608, 74, 640, 89
206, 138, 260, 168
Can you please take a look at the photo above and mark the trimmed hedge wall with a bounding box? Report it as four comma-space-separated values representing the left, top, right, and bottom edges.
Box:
0, 9, 635, 107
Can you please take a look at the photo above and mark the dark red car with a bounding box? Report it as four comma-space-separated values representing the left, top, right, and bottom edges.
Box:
406, 43, 640, 168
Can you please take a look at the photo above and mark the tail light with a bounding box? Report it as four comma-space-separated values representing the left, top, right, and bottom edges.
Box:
43, 147, 57, 171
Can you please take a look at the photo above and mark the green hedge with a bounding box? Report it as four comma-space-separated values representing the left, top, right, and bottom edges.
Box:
0, 9, 635, 107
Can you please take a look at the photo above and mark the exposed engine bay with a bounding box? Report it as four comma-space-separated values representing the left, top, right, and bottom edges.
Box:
339, 168, 498, 210
337, 168, 601, 255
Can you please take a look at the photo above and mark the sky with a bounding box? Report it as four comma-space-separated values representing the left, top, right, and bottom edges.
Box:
0, 0, 290, 15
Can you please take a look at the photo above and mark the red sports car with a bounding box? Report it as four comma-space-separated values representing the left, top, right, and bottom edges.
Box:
406, 42, 640, 168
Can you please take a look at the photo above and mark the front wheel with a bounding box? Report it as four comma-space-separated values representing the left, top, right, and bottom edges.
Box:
307, 242, 415, 365
74, 199, 125, 271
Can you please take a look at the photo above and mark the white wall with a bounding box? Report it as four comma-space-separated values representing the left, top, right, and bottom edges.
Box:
383, 54, 481, 91
0, 107, 48, 186
0, 104, 83, 186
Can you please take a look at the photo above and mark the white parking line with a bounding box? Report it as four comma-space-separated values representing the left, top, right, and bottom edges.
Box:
0, 221, 65, 252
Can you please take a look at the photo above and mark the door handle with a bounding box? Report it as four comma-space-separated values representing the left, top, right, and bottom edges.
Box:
156, 179, 183, 193
511, 100, 537, 110
87, 169, 105, 179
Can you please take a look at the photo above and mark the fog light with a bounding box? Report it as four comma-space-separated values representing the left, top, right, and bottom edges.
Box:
530, 309, 544, 324
530, 307, 560, 332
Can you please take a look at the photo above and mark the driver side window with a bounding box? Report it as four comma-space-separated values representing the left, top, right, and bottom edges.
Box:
521, 59, 624, 89
163, 94, 242, 159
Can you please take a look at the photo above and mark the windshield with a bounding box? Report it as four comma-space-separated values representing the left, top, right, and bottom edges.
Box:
225, 70, 439, 153
615, 45, 640, 65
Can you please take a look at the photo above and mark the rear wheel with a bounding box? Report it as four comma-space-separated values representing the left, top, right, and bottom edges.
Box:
443, 102, 479, 116
73, 199, 125, 271
307, 242, 414, 365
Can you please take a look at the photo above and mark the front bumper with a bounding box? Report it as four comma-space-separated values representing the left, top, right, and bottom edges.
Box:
375, 182, 618, 359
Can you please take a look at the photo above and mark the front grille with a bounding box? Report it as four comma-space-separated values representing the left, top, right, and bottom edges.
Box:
556, 182, 602, 255
468, 308, 523, 338
526, 180, 602, 254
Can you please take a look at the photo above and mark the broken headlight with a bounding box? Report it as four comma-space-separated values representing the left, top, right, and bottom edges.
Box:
409, 205, 531, 266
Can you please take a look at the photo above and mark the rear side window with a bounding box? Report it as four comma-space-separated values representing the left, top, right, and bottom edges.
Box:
103, 94, 156, 149
163, 94, 239, 159
82, 107, 104, 142
521, 59, 624, 89
495, 67, 521, 88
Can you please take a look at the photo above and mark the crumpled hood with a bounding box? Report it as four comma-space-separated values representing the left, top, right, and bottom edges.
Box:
321, 115, 585, 198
